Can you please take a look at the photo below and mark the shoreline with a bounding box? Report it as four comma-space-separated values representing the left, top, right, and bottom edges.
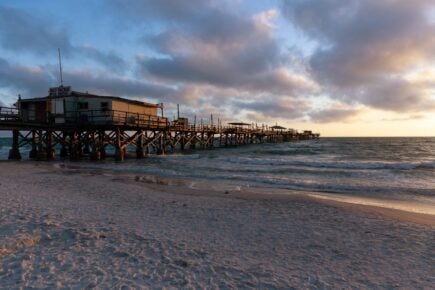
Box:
310, 197, 435, 226
1, 161, 434, 288
60, 161, 435, 226
2, 160, 435, 226
132, 177, 435, 227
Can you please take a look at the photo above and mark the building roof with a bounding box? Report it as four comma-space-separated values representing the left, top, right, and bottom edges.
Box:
228, 122, 251, 126
19, 90, 161, 108
270, 125, 286, 130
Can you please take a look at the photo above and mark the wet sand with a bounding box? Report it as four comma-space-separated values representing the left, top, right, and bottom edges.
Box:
0, 162, 434, 288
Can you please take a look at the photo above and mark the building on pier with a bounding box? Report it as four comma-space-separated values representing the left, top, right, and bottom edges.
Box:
227, 122, 252, 131
18, 86, 163, 125
270, 125, 286, 132
171, 117, 189, 129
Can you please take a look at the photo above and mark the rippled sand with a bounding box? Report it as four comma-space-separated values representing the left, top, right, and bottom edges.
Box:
0, 162, 434, 288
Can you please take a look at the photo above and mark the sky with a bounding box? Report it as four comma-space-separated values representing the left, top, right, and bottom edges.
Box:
0, 0, 434, 137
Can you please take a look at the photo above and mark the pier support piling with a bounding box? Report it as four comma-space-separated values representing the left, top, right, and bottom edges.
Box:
8, 130, 21, 160
136, 132, 145, 159
29, 130, 37, 159
1, 117, 319, 161
115, 128, 124, 161
60, 131, 68, 157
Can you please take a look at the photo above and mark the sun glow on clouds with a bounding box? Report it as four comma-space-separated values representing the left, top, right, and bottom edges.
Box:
0, 0, 434, 136
253, 9, 280, 31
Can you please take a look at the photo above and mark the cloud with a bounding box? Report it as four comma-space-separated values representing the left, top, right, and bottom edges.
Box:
0, 56, 175, 104
110, 0, 212, 24
0, 5, 127, 72
360, 78, 435, 112
0, 55, 247, 117
163, 85, 205, 106
0, 5, 72, 55
282, 0, 435, 112
109, 1, 322, 121
0, 2, 320, 124
381, 114, 426, 122
60, 70, 176, 101
309, 108, 360, 123
0, 57, 53, 97
232, 97, 311, 120
115, 1, 317, 97
77, 45, 127, 73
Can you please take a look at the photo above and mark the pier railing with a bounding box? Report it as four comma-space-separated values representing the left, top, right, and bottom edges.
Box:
3, 107, 300, 135
0, 107, 20, 120
0, 107, 319, 140
62, 109, 169, 129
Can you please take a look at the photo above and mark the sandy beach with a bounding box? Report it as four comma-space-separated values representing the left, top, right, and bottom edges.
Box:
0, 161, 434, 288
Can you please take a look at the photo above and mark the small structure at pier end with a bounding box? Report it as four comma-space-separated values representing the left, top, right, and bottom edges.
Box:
0, 85, 320, 161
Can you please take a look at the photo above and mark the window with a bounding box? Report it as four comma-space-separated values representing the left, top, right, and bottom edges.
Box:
101, 102, 109, 111
77, 102, 88, 110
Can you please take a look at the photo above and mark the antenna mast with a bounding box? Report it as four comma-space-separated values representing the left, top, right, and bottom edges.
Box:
58, 48, 64, 87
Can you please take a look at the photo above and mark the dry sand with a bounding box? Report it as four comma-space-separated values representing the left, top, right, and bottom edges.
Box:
0, 161, 434, 288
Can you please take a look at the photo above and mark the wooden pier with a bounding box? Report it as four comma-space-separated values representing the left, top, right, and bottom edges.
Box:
0, 85, 319, 161
0, 106, 319, 161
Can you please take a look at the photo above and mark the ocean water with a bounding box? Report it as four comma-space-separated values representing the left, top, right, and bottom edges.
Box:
1, 137, 435, 209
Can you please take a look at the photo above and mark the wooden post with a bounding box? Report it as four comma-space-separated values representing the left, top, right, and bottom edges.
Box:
157, 131, 165, 155
190, 132, 196, 149
208, 133, 214, 148
168, 131, 175, 153
115, 127, 124, 161
83, 137, 91, 154
36, 130, 48, 161
144, 131, 149, 156
177, 104, 180, 119
69, 131, 83, 160
136, 131, 145, 158
90, 131, 101, 160
69, 131, 79, 160
60, 131, 68, 157
46, 130, 55, 160
8, 130, 21, 160
29, 130, 37, 158
180, 132, 186, 151
99, 130, 106, 160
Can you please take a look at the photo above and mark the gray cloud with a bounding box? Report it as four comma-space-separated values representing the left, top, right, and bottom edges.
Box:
381, 114, 426, 122
0, 2, 319, 123
0, 56, 231, 114
0, 56, 175, 104
111, 0, 256, 46
77, 46, 128, 73
309, 108, 360, 123
116, 1, 317, 97
360, 78, 435, 112
110, 0, 209, 23
61, 70, 176, 101
107, 0, 322, 122
232, 97, 310, 120
283, 0, 435, 112
0, 58, 53, 97
0, 5, 127, 73
0, 6, 72, 55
